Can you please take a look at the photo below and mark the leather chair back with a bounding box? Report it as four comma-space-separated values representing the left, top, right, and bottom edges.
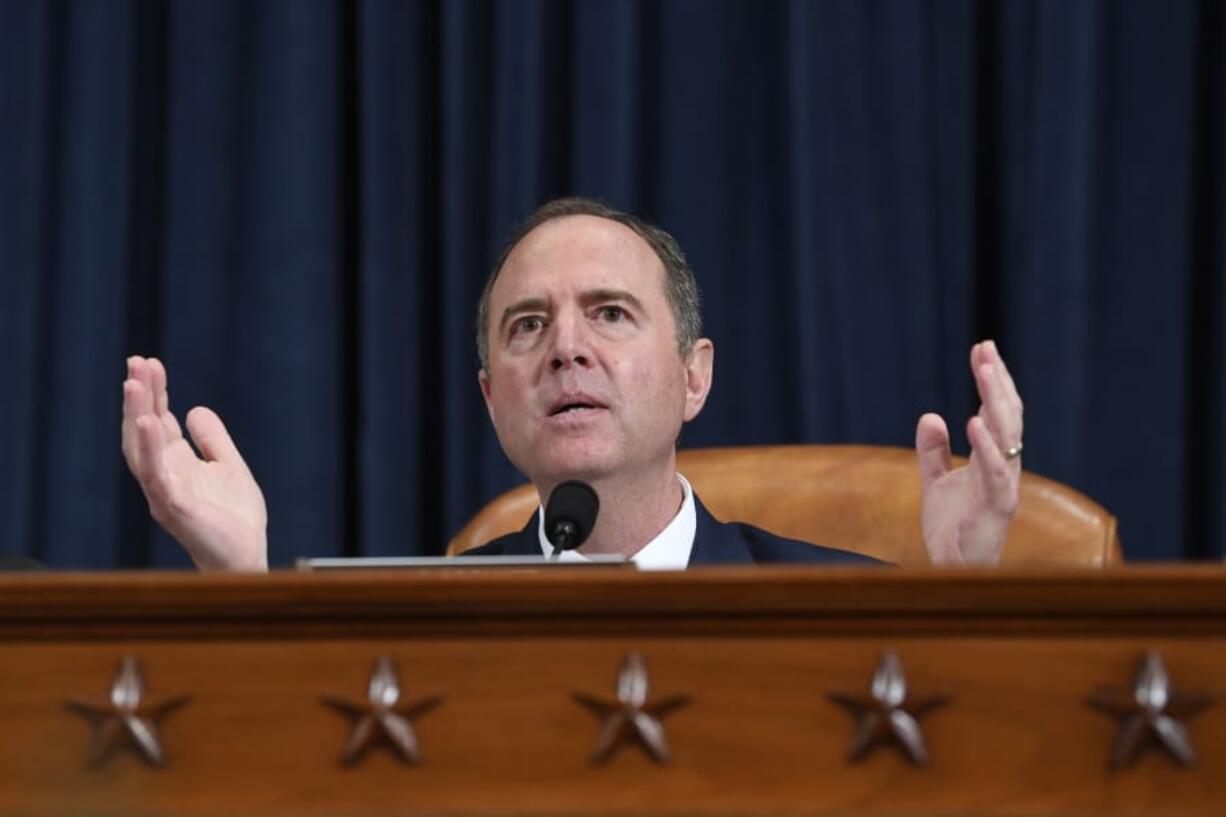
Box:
448, 445, 1122, 566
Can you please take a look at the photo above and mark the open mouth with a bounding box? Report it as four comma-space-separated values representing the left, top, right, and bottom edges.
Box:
547, 395, 608, 417
550, 402, 602, 416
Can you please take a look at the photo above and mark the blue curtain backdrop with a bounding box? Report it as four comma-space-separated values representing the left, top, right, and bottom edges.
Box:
1, 0, 1222, 568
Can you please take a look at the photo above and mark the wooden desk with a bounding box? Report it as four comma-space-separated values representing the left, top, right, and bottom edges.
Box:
1, 566, 1223, 816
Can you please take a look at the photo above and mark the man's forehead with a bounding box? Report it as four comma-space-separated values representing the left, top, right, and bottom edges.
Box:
495, 215, 666, 297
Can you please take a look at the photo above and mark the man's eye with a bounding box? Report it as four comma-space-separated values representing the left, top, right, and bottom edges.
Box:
597, 306, 625, 322
514, 316, 544, 334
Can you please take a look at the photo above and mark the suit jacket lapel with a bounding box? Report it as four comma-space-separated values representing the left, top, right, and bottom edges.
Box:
501, 511, 544, 556
687, 496, 755, 566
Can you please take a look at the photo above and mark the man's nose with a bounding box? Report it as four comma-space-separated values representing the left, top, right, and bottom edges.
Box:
548, 313, 591, 371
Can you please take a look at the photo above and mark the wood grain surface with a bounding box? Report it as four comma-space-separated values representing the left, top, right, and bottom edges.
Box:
0, 566, 1223, 817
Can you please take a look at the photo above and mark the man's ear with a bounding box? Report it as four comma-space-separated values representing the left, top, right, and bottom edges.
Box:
478, 369, 496, 424
682, 338, 714, 422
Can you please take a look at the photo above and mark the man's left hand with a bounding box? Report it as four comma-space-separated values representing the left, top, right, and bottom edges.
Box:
915, 340, 1023, 566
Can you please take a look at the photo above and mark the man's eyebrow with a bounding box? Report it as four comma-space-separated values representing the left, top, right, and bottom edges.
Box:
499, 298, 550, 334
580, 289, 645, 311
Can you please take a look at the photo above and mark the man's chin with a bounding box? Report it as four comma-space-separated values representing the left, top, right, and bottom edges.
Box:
526, 445, 619, 487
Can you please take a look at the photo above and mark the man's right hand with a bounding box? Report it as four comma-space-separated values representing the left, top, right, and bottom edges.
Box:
121, 356, 269, 571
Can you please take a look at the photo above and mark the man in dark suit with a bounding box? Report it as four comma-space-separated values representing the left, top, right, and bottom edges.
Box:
121, 198, 1023, 570
463, 495, 880, 565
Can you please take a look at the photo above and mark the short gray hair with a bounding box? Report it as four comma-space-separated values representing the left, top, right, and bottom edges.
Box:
476, 197, 703, 372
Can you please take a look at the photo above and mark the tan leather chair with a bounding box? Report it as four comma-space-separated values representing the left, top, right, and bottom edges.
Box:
448, 445, 1122, 566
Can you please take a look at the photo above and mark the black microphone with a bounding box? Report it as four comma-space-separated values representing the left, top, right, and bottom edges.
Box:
544, 481, 599, 559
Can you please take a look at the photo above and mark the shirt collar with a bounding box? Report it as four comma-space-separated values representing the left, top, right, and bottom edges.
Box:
536, 474, 696, 570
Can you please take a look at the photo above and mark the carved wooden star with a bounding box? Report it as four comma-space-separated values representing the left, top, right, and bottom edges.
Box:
65, 655, 190, 768
573, 652, 690, 764
321, 656, 442, 765
827, 650, 950, 765
1088, 650, 1214, 769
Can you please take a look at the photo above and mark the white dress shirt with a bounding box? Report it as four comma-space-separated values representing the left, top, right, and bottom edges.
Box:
535, 474, 696, 570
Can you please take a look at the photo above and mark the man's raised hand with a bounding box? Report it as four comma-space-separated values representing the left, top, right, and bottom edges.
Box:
915, 340, 1023, 566
121, 356, 268, 571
